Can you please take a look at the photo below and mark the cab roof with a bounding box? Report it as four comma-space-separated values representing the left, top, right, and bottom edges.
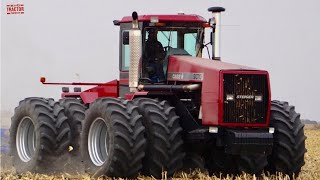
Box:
117, 14, 207, 24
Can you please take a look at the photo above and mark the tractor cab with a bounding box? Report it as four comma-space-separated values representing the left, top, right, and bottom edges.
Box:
142, 25, 204, 83
114, 14, 207, 92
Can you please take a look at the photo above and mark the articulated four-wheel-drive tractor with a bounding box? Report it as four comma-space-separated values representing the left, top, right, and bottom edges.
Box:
9, 7, 306, 178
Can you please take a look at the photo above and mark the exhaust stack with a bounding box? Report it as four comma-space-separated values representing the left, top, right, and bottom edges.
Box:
129, 12, 142, 92
208, 7, 225, 60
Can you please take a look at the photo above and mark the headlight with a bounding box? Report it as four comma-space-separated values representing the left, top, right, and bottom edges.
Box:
255, 95, 263, 102
209, 127, 218, 133
269, 127, 275, 134
226, 94, 234, 101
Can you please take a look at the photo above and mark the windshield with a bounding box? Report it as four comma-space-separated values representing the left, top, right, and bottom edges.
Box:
143, 27, 203, 57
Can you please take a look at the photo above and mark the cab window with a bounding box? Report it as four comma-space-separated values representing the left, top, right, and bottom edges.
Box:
144, 27, 202, 57
157, 31, 178, 48
121, 30, 130, 71
184, 33, 197, 56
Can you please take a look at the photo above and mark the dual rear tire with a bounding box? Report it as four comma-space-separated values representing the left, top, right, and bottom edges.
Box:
59, 98, 86, 154
9, 98, 71, 173
10, 97, 184, 178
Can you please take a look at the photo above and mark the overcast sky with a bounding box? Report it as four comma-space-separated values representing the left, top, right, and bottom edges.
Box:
1, 0, 320, 122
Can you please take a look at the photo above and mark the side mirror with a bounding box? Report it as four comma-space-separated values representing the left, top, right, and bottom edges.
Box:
208, 18, 215, 46
123, 31, 129, 45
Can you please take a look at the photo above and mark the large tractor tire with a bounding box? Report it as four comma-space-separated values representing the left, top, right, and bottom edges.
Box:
133, 98, 185, 178
59, 98, 86, 154
48, 99, 72, 154
267, 100, 307, 176
9, 97, 70, 173
80, 98, 146, 178
237, 154, 268, 175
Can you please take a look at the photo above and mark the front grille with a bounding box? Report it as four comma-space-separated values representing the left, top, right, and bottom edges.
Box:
223, 73, 269, 124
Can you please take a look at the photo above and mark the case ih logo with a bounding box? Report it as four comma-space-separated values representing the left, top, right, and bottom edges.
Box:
236, 95, 255, 100
6, 4, 24, 15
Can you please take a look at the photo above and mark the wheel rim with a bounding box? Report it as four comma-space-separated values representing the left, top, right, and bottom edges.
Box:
88, 118, 109, 166
16, 117, 36, 162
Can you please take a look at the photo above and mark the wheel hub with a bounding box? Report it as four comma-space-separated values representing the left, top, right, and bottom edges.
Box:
16, 117, 36, 162
88, 118, 109, 166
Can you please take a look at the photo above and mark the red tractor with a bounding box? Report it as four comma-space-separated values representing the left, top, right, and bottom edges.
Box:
9, 7, 306, 178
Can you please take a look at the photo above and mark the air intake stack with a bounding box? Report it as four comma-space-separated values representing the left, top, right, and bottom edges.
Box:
129, 11, 142, 92
208, 7, 225, 60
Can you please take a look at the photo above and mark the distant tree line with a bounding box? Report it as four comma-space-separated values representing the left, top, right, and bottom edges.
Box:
301, 119, 318, 124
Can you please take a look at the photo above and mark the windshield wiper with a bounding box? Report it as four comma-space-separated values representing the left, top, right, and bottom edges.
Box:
160, 31, 169, 41
196, 42, 211, 59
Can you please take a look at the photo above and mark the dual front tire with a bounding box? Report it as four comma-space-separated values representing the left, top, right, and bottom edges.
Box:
204, 100, 306, 177
80, 97, 185, 178
80, 98, 146, 178
266, 100, 307, 175
133, 98, 185, 178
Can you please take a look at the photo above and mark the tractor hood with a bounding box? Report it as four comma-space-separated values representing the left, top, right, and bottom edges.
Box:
167, 55, 270, 127
167, 55, 257, 73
